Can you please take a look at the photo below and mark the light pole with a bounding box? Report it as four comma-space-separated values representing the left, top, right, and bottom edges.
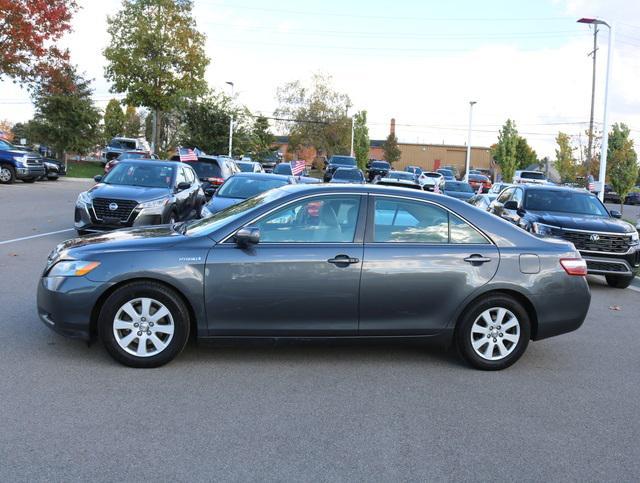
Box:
578, 18, 614, 201
226, 81, 234, 157
350, 115, 355, 157
464, 101, 477, 183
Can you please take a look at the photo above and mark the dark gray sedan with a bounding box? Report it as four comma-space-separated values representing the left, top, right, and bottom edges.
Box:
38, 184, 591, 370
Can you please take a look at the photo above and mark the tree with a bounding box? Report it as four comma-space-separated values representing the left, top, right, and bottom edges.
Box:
123, 105, 142, 137
554, 132, 576, 183
249, 116, 275, 160
607, 123, 639, 213
515, 136, 538, 170
0, 120, 14, 141
29, 65, 101, 162
353, 110, 370, 170
491, 119, 519, 182
0, 0, 78, 86
104, 0, 209, 152
383, 132, 401, 164
274, 73, 352, 157
103, 99, 125, 142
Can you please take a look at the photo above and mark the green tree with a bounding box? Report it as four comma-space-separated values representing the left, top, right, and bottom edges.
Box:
249, 116, 275, 160
123, 105, 142, 137
383, 132, 401, 164
353, 110, 370, 170
515, 136, 538, 169
492, 119, 519, 182
554, 132, 576, 183
103, 99, 125, 142
274, 73, 352, 157
29, 65, 101, 162
104, 0, 209, 153
607, 123, 639, 213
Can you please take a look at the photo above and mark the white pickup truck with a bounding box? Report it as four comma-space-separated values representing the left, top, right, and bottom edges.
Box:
513, 170, 549, 185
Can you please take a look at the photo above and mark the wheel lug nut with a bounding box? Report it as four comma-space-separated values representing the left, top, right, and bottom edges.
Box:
149, 322, 154, 327
134, 323, 139, 327
487, 334, 491, 338
499, 333, 503, 337
147, 330, 151, 335
137, 331, 142, 336
493, 338, 497, 342
497, 326, 501, 330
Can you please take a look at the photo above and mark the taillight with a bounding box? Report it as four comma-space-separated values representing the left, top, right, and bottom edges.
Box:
207, 177, 225, 185
560, 258, 588, 276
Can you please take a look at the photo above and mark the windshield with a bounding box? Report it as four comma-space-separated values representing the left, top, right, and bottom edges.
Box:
524, 189, 609, 216
520, 171, 545, 180
102, 162, 175, 188
237, 162, 254, 172
445, 182, 473, 192
330, 156, 357, 166
216, 176, 288, 199
424, 172, 441, 178
190, 160, 222, 179
185, 188, 287, 236
438, 169, 454, 176
0, 140, 14, 150
387, 172, 415, 181
118, 152, 148, 160
371, 161, 390, 169
109, 139, 137, 150
273, 163, 292, 175
334, 168, 363, 180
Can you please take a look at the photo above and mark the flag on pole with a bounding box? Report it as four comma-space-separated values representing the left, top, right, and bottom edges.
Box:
477, 183, 483, 195
178, 147, 198, 162
433, 182, 441, 194
291, 160, 306, 176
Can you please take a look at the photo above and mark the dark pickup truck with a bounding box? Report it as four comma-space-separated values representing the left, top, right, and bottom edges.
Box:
0, 139, 45, 184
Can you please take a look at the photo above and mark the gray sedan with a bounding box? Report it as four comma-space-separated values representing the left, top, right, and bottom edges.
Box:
38, 184, 591, 370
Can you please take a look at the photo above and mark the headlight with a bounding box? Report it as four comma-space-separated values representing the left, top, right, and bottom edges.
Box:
631, 230, 639, 245
138, 197, 169, 214
48, 260, 100, 277
531, 222, 559, 236
13, 155, 28, 166
76, 191, 92, 206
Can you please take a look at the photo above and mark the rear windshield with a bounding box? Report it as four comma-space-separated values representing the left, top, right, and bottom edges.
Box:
334, 169, 363, 180
330, 156, 357, 166
445, 182, 473, 192
237, 162, 254, 172
424, 172, 441, 178
273, 163, 292, 175
370, 161, 390, 169
109, 139, 137, 150
438, 169, 454, 176
190, 160, 222, 179
524, 189, 608, 216
387, 172, 415, 181
102, 162, 174, 188
216, 176, 288, 199
520, 171, 545, 180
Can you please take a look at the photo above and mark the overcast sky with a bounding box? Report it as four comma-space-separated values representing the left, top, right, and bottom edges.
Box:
1, 0, 639, 157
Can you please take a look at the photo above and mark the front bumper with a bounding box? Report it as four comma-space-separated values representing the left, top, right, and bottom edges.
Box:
74, 202, 167, 232
582, 248, 640, 277
16, 165, 45, 180
37, 276, 112, 340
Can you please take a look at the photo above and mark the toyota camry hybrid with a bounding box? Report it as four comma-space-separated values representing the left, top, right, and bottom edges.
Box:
38, 184, 591, 370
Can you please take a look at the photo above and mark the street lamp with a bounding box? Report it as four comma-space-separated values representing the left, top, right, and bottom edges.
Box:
577, 17, 614, 201
226, 81, 234, 157
464, 101, 477, 183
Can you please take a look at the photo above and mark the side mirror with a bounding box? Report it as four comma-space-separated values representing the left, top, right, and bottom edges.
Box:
610, 210, 622, 219
177, 182, 191, 191
235, 226, 260, 247
94, 175, 102, 182
503, 200, 519, 210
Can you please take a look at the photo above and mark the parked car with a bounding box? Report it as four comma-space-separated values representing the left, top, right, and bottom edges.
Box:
421, 171, 444, 192
488, 182, 514, 195
236, 161, 264, 173
74, 160, 205, 234
442, 165, 460, 179
436, 168, 456, 181
41, 159, 65, 181
603, 184, 620, 204
105, 150, 157, 174
39, 184, 591, 370
365, 160, 391, 182
405, 166, 423, 176
203, 173, 295, 215
257, 152, 281, 172
323, 155, 357, 182
103, 137, 151, 163
329, 167, 366, 184
170, 155, 240, 198
488, 184, 639, 288
375, 170, 422, 190
624, 190, 640, 205
440, 180, 475, 200
513, 170, 549, 185
0, 139, 45, 184
467, 174, 492, 193
273, 162, 308, 177
467, 193, 498, 211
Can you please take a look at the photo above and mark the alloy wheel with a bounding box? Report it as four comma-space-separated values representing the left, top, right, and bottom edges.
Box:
0, 167, 11, 183
470, 307, 520, 361
113, 297, 175, 357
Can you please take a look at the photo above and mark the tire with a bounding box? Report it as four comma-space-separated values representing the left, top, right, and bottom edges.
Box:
456, 294, 531, 371
22, 177, 36, 183
605, 275, 633, 289
98, 281, 190, 368
0, 164, 16, 184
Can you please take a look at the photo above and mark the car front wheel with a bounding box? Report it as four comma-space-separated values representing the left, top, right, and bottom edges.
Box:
456, 294, 531, 370
0, 164, 15, 184
605, 275, 633, 289
98, 281, 190, 368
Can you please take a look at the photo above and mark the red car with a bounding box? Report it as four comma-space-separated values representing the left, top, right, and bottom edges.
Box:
467, 174, 492, 193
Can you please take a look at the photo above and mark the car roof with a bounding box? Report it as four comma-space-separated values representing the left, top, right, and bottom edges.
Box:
229, 172, 293, 181
516, 184, 593, 193
334, 166, 360, 170
116, 159, 183, 168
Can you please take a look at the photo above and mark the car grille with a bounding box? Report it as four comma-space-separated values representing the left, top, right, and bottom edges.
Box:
92, 198, 138, 222
559, 230, 632, 253
586, 259, 629, 273
25, 157, 42, 166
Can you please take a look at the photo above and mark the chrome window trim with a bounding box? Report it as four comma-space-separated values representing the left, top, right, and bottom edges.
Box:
556, 226, 634, 237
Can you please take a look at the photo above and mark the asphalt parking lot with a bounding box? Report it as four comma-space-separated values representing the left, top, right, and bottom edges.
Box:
1, 179, 639, 481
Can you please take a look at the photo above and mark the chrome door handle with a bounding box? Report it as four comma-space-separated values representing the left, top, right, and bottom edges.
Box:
328, 255, 360, 265
464, 255, 492, 265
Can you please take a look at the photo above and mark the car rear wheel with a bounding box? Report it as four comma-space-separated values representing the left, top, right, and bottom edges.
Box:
605, 275, 633, 289
456, 294, 531, 370
0, 165, 16, 184
98, 282, 190, 368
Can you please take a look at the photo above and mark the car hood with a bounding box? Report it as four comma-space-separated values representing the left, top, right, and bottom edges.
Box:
445, 190, 475, 200
88, 183, 171, 202
207, 196, 243, 213
528, 210, 635, 234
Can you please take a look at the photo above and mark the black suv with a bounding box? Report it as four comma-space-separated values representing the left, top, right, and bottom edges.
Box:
365, 160, 391, 182
323, 155, 357, 182
489, 184, 640, 288
74, 160, 205, 234
170, 155, 240, 198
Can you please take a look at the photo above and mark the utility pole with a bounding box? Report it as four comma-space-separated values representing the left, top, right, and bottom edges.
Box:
350, 115, 355, 157
586, 25, 598, 174
226, 81, 234, 157
464, 101, 477, 183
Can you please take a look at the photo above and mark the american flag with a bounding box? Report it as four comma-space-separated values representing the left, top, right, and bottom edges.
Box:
291, 160, 306, 176
433, 182, 441, 194
178, 147, 198, 162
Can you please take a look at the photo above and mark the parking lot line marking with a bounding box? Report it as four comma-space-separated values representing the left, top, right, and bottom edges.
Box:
0, 228, 75, 245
